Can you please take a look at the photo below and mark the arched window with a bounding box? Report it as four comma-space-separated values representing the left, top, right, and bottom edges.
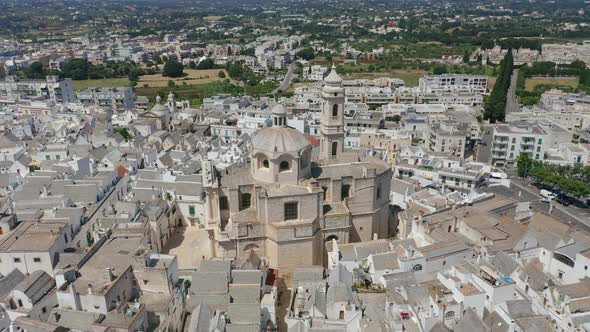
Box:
445, 311, 454, 319
553, 253, 575, 267
322, 186, 328, 201
326, 235, 339, 242
412, 264, 423, 271
260, 158, 269, 169
280, 161, 290, 172
332, 104, 338, 117
341, 184, 351, 200
331, 141, 338, 156
244, 243, 259, 252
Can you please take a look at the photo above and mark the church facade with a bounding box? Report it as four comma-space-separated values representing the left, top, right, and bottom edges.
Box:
202, 66, 393, 279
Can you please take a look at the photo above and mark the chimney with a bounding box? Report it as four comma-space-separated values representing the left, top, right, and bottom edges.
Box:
106, 267, 115, 282
87, 284, 93, 295
68, 282, 82, 310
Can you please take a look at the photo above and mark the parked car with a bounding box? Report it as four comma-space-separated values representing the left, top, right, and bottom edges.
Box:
555, 194, 573, 206
540, 189, 556, 202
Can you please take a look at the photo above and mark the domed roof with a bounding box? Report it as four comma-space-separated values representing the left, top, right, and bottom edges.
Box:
251, 127, 310, 155
324, 64, 342, 85
271, 104, 287, 115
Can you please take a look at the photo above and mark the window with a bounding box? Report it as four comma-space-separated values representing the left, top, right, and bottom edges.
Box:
339, 310, 344, 320
45, 155, 50, 160
239, 193, 251, 211
13, 258, 21, 263
56, 155, 61, 161
189, 205, 195, 216
554, 253, 574, 267
341, 184, 351, 200
279, 161, 290, 172
445, 311, 454, 318
412, 264, 422, 271
42, 307, 47, 314
262, 159, 269, 168
332, 104, 338, 117
33, 257, 41, 263
538, 138, 543, 144
284, 202, 298, 220
17, 299, 23, 307
322, 186, 328, 201
219, 196, 229, 210
331, 141, 338, 157
376, 187, 381, 200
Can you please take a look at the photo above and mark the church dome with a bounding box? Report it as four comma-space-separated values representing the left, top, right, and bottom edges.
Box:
251, 127, 310, 155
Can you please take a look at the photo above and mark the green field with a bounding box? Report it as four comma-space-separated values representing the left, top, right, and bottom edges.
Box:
135, 80, 277, 107
525, 77, 579, 91
73, 78, 132, 90
341, 69, 427, 87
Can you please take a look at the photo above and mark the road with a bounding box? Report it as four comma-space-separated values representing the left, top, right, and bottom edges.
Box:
505, 68, 519, 115
482, 176, 590, 232
272, 63, 296, 94
72, 174, 129, 248
476, 125, 494, 163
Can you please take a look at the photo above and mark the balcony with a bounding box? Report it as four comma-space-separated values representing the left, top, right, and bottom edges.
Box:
494, 136, 509, 143
492, 144, 507, 151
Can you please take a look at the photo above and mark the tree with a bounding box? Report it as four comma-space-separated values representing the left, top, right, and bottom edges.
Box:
392, 115, 401, 122
462, 50, 470, 63
483, 50, 514, 123
163, 60, 184, 78
432, 65, 448, 75
218, 71, 226, 78
127, 68, 141, 82
114, 127, 133, 141
28, 62, 44, 78
517, 153, 533, 177
61, 58, 91, 80
227, 62, 244, 79
197, 58, 215, 70
296, 48, 315, 61
167, 80, 176, 89
188, 61, 196, 69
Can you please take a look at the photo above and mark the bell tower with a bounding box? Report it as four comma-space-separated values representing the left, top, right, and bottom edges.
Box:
320, 64, 345, 160
167, 92, 177, 112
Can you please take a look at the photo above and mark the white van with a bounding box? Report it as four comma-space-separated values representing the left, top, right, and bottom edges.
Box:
540, 189, 556, 202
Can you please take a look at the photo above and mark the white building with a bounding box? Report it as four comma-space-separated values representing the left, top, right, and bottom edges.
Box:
0, 76, 75, 104
418, 74, 488, 94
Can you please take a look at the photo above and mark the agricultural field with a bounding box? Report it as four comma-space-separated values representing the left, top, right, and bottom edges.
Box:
343, 69, 428, 87
525, 76, 579, 91
73, 78, 132, 90
138, 69, 229, 88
